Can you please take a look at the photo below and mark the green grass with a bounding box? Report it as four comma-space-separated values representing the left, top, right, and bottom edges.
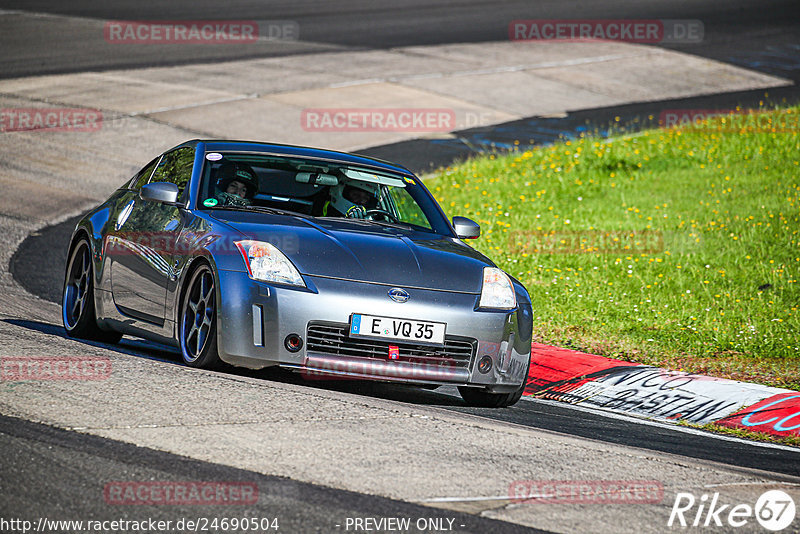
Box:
427, 106, 800, 389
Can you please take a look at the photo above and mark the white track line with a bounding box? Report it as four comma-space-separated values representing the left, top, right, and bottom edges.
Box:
523, 396, 800, 454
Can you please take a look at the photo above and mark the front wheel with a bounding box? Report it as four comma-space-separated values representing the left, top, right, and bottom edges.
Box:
458, 384, 526, 408
62, 238, 121, 343
459, 355, 531, 408
179, 264, 222, 369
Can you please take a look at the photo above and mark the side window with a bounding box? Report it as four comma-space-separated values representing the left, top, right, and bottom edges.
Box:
150, 147, 195, 194
129, 156, 160, 191
387, 187, 432, 230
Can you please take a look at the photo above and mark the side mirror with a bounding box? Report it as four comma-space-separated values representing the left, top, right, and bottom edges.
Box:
140, 182, 179, 205
453, 216, 480, 239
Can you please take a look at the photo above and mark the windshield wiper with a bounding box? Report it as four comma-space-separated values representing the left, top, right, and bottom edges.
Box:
361, 219, 416, 231
210, 205, 309, 218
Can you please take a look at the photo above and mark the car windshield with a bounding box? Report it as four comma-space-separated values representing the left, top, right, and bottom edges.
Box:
198, 152, 451, 235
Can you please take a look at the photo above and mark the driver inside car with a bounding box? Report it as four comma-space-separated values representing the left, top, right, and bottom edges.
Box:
323, 181, 379, 218
215, 162, 259, 207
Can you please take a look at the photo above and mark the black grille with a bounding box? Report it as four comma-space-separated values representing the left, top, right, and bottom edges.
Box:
306, 322, 476, 370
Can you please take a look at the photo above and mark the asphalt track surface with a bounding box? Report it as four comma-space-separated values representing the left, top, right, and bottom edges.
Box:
4, 0, 800, 529
10, 217, 800, 479
0, 0, 798, 78
0, 414, 543, 534
2, 0, 800, 170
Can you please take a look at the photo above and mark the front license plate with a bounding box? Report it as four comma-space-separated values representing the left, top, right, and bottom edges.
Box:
350, 314, 446, 345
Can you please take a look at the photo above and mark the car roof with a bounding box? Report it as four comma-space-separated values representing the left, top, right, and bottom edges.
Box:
172, 139, 413, 176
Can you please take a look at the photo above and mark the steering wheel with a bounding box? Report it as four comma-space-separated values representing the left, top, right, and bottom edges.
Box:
365, 209, 399, 223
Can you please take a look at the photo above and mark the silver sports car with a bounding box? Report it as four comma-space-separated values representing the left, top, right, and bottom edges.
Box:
62, 140, 532, 407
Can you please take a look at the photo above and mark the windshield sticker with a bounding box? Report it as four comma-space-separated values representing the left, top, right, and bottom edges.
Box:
206, 152, 223, 161
203, 198, 219, 207
343, 168, 406, 188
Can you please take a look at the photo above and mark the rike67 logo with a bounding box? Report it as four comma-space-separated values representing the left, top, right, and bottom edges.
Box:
668, 490, 796, 531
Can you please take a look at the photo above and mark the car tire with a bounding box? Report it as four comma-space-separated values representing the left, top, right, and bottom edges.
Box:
458, 384, 526, 408
179, 263, 222, 369
62, 238, 122, 343
458, 355, 531, 408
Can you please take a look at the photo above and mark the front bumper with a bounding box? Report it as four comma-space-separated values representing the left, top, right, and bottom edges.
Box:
215, 270, 532, 392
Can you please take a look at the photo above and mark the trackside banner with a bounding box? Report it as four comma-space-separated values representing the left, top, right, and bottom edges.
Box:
718, 392, 800, 437
556, 366, 787, 424
528, 343, 800, 439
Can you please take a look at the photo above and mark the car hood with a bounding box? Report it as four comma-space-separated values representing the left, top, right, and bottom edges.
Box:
211, 211, 493, 293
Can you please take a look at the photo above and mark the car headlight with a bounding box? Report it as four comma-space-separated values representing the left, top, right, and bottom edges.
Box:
479, 267, 516, 310
234, 240, 305, 287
